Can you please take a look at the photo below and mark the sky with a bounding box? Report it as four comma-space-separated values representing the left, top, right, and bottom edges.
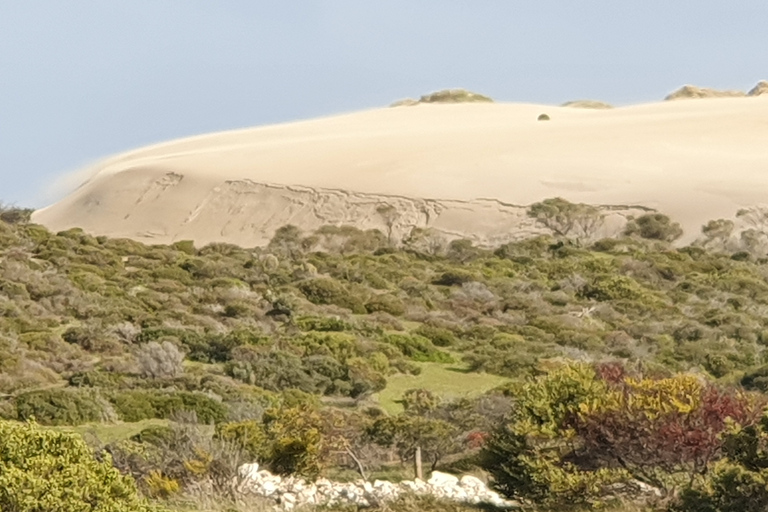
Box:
1, 1, 767, 208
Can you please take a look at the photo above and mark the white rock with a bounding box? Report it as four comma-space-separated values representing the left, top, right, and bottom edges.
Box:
261, 481, 278, 496
238, 462, 260, 480
429, 471, 459, 487
459, 475, 485, 489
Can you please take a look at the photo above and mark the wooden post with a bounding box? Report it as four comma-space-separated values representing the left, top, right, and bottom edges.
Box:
414, 446, 423, 480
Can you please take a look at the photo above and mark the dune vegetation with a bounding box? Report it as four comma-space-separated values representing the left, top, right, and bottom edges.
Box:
4, 199, 768, 511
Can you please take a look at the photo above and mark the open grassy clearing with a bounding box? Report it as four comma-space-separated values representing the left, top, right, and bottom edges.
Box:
374, 362, 509, 414
51, 418, 169, 445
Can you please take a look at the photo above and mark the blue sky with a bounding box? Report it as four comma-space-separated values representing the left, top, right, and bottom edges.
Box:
1, 1, 767, 207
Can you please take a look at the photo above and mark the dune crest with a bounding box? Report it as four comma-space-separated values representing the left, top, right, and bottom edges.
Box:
33, 95, 768, 247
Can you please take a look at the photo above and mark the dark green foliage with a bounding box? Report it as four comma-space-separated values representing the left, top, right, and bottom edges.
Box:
742, 366, 768, 392
297, 278, 366, 313
625, 213, 683, 241
380, 333, 454, 363
0, 203, 34, 224
433, 270, 474, 286
15, 388, 113, 426
130, 425, 175, 446
364, 293, 405, 316
414, 325, 458, 347
295, 315, 351, 332
110, 390, 227, 424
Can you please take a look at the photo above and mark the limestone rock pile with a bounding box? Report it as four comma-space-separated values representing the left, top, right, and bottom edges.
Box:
236, 463, 520, 510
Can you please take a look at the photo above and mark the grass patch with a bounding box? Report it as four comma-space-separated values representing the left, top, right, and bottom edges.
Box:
375, 362, 509, 415
51, 418, 169, 445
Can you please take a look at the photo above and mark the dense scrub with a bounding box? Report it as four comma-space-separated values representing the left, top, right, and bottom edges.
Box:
5, 201, 768, 510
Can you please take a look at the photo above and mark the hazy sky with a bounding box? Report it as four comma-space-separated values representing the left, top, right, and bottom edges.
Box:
2, 1, 767, 207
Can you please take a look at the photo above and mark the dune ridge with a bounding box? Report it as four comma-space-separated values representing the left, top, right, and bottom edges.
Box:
33, 94, 768, 247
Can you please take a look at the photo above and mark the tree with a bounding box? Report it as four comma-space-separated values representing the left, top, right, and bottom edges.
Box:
376, 204, 398, 243
624, 213, 683, 242
527, 197, 605, 242
268, 224, 306, 259
0, 420, 156, 512
402, 227, 447, 256
699, 219, 736, 252
367, 414, 460, 471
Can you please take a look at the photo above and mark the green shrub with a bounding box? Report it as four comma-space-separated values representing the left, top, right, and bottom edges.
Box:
380, 333, 454, 363
215, 420, 268, 461
432, 270, 474, 286
415, 325, 458, 347
0, 420, 156, 511
111, 390, 226, 424
365, 293, 406, 316
130, 425, 175, 446
295, 315, 351, 332
297, 278, 366, 313
481, 364, 628, 506
15, 388, 114, 426
624, 213, 683, 242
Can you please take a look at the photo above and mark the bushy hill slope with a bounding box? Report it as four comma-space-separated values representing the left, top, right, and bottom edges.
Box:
6, 213, 768, 510
4, 215, 768, 408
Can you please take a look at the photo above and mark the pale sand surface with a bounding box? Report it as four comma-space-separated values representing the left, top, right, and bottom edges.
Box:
33, 97, 768, 247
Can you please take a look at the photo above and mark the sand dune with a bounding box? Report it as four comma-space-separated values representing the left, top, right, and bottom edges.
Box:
33, 95, 768, 247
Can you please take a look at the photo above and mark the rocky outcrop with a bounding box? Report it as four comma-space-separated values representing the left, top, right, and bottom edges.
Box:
236, 463, 520, 510
665, 84, 746, 100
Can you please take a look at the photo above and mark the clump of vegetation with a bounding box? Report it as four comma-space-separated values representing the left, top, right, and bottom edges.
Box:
625, 213, 684, 242
483, 362, 763, 508
528, 197, 604, 241
391, 89, 493, 106
418, 89, 494, 104
561, 100, 614, 109
0, 420, 156, 511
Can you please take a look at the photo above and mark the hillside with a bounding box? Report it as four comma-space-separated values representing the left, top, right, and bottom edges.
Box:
33, 94, 768, 247
7, 209, 768, 510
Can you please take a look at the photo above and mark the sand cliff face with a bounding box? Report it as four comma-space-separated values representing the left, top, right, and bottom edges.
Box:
36, 170, 649, 247
33, 96, 768, 247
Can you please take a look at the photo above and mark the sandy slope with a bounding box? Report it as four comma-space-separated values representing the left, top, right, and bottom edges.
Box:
33, 96, 768, 247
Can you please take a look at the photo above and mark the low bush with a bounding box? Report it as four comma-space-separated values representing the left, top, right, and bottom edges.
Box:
214, 419, 268, 461
380, 333, 454, 363
365, 293, 406, 316
0, 420, 156, 511
15, 388, 115, 426
111, 390, 227, 424
297, 278, 366, 313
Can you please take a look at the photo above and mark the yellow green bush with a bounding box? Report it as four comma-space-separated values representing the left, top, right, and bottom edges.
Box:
0, 420, 158, 511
